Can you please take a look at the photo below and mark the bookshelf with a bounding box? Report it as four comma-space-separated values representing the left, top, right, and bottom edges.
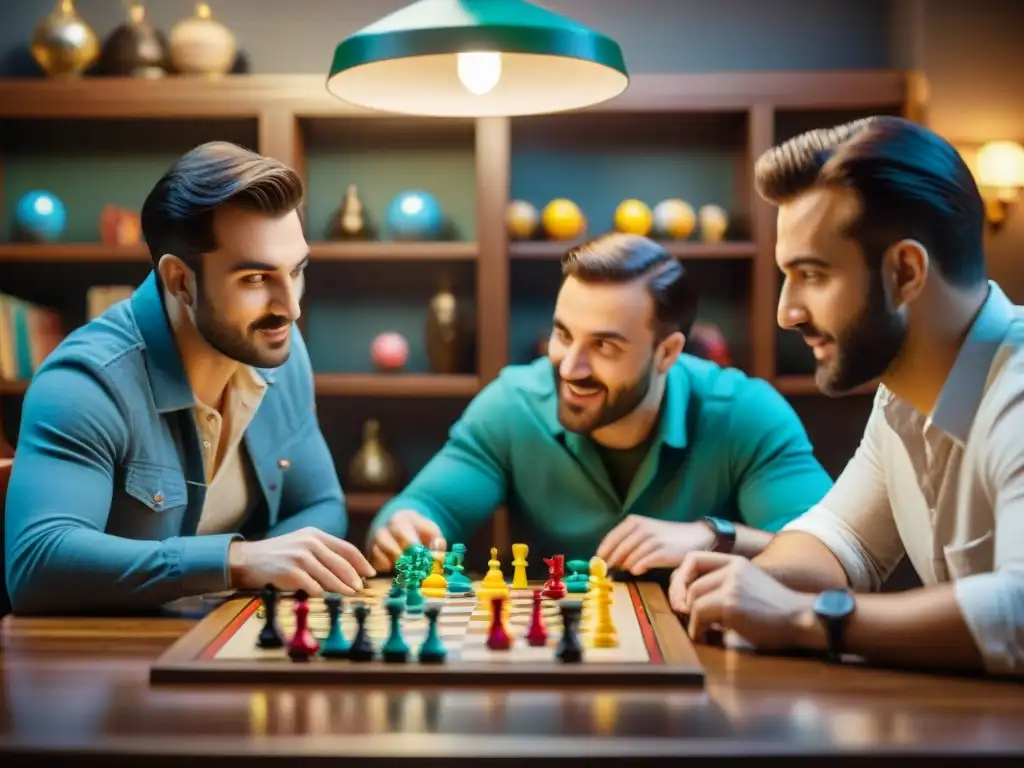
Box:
0, 70, 926, 549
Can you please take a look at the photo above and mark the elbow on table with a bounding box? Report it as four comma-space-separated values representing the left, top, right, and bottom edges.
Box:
956, 569, 1024, 677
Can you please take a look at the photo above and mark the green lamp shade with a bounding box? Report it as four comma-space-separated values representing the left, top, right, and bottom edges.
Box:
326, 0, 629, 117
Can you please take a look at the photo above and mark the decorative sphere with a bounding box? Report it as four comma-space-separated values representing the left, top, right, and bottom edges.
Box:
506, 199, 539, 240
385, 190, 444, 241
541, 198, 585, 240
614, 199, 653, 236
698, 204, 729, 243
371, 332, 409, 371
15, 190, 67, 242
652, 198, 696, 240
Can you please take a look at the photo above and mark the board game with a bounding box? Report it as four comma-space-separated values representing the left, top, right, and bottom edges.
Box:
150, 547, 705, 688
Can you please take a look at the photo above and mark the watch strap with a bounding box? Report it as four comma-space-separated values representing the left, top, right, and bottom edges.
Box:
700, 516, 736, 554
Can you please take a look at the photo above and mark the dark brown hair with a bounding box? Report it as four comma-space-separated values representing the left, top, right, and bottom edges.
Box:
141, 141, 304, 275
561, 232, 698, 340
755, 115, 986, 288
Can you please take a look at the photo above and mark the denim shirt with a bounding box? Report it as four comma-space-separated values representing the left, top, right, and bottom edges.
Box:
4, 272, 346, 614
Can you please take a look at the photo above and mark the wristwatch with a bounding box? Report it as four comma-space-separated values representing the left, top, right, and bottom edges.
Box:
700, 516, 736, 553
813, 588, 856, 662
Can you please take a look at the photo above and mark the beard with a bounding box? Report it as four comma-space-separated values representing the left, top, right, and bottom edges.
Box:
193, 284, 292, 369
554, 356, 654, 435
801, 269, 907, 396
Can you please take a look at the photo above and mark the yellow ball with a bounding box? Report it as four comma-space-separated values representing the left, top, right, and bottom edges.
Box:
542, 198, 586, 240
506, 199, 539, 240
652, 198, 696, 239
614, 199, 652, 236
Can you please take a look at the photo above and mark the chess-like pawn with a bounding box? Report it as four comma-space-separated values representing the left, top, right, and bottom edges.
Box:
348, 603, 375, 662
590, 576, 618, 648
418, 603, 447, 663
525, 589, 548, 646
257, 583, 284, 649
486, 596, 512, 650
476, 547, 510, 602
319, 593, 350, 659
382, 597, 410, 662
556, 600, 584, 663
420, 550, 448, 598
511, 543, 529, 589
542, 554, 567, 599
332, 183, 372, 239
444, 543, 473, 595
287, 589, 320, 661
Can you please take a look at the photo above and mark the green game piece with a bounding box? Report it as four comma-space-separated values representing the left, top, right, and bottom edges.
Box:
382, 597, 410, 662
319, 593, 350, 658
405, 579, 425, 615
417, 604, 447, 663
565, 558, 590, 593
444, 543, 473, 594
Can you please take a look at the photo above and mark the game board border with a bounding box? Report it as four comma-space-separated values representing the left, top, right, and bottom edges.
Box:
149, 581, 704, 687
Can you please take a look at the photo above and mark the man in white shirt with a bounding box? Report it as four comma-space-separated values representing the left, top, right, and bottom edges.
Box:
669, 116, 1024, 677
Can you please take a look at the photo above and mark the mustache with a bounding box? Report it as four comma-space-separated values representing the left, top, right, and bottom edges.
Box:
251, 315, 290, 332
559, 375, 605, 390
795, 323, 832, 343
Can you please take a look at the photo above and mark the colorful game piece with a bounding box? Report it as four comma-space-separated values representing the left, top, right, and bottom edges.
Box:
347, 603, 375, 662
524, 589, 548, 646
486, 596, 512, 650
556, 600, 584, 663
257, 584, 284, 649
319, 593, 350, 659
444, 543, 473, 595
511, 543, 529, 589
287, 589, 319, 661
382, 597, 410, 662
420, 549, 448, 598
417, 603, 447, 663
542, 554, 567, 598
564, 560, 590, 594
476, 547, 510, 602
589, 566, 618, 648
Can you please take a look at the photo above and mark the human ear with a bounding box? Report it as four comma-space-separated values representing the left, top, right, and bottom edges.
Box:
882, 239, 928, 307
157, 254, 194, 307
656, 330, 685, 372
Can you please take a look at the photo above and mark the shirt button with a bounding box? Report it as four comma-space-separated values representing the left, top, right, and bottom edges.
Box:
153, 492, 164, 505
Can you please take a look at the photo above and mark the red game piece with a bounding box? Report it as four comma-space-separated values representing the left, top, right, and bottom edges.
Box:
486, 596, 512, 650
287, 590, 320, 661
525, 589, 548, 646
542, 554, 567, 599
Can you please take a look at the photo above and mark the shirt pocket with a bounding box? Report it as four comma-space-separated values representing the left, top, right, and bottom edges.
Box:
943, 529, 995, 581
124, 464, 189, 513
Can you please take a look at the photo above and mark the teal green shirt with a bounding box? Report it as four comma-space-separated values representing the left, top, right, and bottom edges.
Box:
372, 355, 832, 562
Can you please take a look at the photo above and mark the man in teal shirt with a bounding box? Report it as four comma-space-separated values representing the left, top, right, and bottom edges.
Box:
368, 233, 833, 575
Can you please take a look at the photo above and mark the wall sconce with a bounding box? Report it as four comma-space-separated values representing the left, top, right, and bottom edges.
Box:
976, 140, 1024, 230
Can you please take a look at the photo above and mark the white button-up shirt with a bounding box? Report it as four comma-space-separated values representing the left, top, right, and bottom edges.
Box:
783, 281, 1024, 675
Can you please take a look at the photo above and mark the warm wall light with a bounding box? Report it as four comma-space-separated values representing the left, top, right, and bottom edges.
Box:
976, 140, 1024, 230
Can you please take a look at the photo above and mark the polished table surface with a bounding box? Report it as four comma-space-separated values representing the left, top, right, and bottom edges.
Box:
1, 603, 1022, 766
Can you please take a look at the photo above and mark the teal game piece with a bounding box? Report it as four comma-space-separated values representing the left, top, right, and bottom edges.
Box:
319, 593, 350, 659
417, 603, 446, 663
565, 559, 590, 594
444, 543, 473, 595
404, 579, 425, 616
381, 597, 409, 662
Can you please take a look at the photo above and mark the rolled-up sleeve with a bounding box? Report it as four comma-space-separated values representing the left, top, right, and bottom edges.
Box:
781, 395, 905, 592
960, 385, 1024, 675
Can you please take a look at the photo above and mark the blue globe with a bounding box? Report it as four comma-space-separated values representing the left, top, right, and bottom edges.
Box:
15, 190, 67, 242
385, 190, 444, 240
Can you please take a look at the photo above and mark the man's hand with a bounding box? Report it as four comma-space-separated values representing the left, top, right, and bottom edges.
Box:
669, 551, 817, 650
369, 509, 446, 572
596, 515, 715, 574
228, 527, 376, 597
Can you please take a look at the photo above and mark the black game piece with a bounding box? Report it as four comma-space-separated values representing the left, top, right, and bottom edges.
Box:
257, 583, 284, 649
347, 603, 375, 662
556, 600, 584, 663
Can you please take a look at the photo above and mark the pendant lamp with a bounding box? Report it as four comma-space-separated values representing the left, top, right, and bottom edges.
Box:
326, 0, 628, 117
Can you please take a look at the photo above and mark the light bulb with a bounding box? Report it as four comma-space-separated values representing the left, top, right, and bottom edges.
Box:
457, 51, 501, 95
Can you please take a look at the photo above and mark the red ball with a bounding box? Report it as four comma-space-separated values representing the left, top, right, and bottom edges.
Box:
371, 332, 409, 371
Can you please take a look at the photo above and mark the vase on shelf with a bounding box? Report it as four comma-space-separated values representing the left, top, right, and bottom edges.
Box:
426, 279, 461, 374
169, 2, 236, 76
347, 419, 401, 493
97, 2, 169, 78
31, 0, 100, 77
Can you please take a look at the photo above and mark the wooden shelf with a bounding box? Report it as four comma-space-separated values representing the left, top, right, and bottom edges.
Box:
0, 244, 149, 262
773, 375, 879, 396
314, 373, 479, 397
345, 492, 393, 515
510, 240, 757, 260
309, 241, 476, 261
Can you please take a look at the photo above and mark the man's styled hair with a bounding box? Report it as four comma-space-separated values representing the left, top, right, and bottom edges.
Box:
754, 115, 986, 288
561, 232, 698, 340
141, 141, 304, 275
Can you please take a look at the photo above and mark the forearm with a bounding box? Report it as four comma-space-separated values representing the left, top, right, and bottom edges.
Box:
754, 531, 850, 592
792, 583, 985, 673
268, 500, 347, 539
8, 527, 237, 614
731, 524, 775, 558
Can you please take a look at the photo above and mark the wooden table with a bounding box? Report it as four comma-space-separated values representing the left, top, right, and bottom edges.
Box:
1, 603, 1022, 766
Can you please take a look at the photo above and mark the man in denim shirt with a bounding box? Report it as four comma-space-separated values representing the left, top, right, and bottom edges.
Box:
4, 142, 374, 614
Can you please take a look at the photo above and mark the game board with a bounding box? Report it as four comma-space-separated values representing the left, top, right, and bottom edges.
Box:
150, 577, 705, 687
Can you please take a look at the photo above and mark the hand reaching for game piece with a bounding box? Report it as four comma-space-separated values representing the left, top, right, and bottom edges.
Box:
668, 551, 817, 650
228, 527, 376, 597
369, 509, 446, 571
596, 515, 716, 575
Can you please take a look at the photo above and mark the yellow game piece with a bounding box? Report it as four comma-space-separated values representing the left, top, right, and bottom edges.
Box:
590, 577, 618, 648
511, 543, 529, 589
476, 547, 510, 602
420, 549, 448, 598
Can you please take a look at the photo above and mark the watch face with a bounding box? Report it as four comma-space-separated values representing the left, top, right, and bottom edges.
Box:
815, 589, 855, 618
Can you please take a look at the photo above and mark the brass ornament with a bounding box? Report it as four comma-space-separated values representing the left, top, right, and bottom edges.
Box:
31, 0, 100, 77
